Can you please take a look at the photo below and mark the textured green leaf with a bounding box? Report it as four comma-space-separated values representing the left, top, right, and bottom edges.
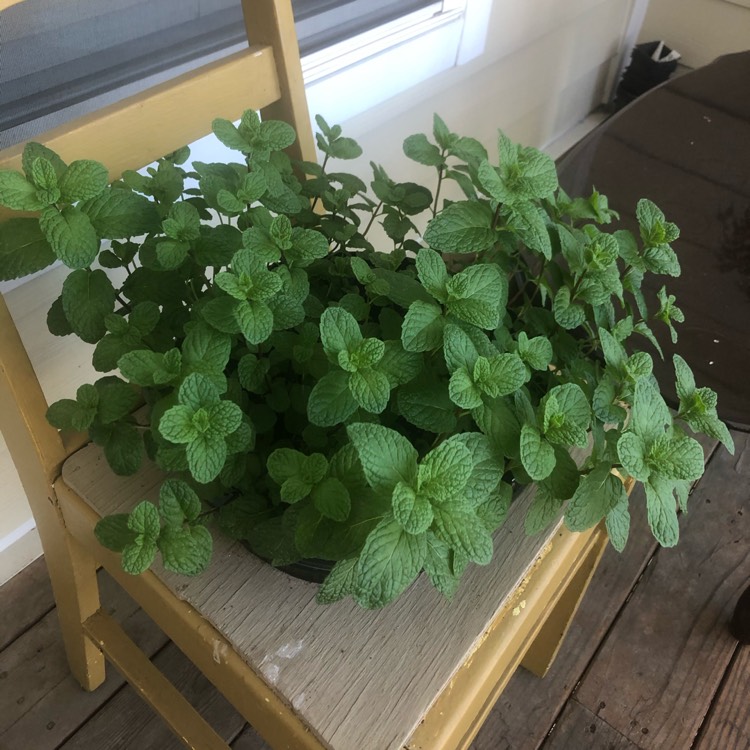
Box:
403, 133, 443, 166
525, 486, 563, 535
605, 494, 631, 552
349, 368, 390, 413
418, 436, 473, 502
631, 377, 671, 443
0, 218, 56, 281
519, 424, 556, 481
648, 433, 704, 481
186, 433, 227, 483
121, 536, 158, 575
443, 323, 480, 372
347, 422, 418, 495
159, 405, 199, 444
317, 558, 359, 604
0, 170, 47, 210
507, 201, 553, 259
354, 518, 426, 609
40, 206, 99, 269
565, 464, 626, 532
398, 378, 457, 434
95, 514, 137, 552
159, 479, 202, 526
401, 301, 445, 352
415, 247, 448, 302
320, 306, 362, 357
617, 431, 651, 482
645, 476, 680, 547
235, 299, 274, 344
432, 505, 493, 564
474, 353, 527, 398
61, 269, 116, 343
80, 188, 160, 238
423, 201, 496, 254
59, 160, 108, 203
448, 367, 483, 409
158, 525, 213, 575
307, 370, 358, 427
517, 332, 552, 371
392, 482, 434, 535
553, 287, 586, 330
446, 264, 506, 329
312, 477, 351, 521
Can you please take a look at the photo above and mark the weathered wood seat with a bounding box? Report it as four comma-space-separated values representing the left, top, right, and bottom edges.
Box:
0, 1, 620, 747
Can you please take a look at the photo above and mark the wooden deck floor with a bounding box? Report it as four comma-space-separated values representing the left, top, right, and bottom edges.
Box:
1, 430, 748, 750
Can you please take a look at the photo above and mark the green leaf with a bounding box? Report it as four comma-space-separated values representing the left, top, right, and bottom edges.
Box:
605, 494, 630, 552
186, 433, 227, 483
307, 370, 358, 427
446, 264, 506, 329
159, 479, 202, 526
648, 433, 704, 481
517, 332, 552, 371
442, 323, 479, 372
416, 247, 448, 302
418, 436, 473, 502
617, 431, 650, 482
397, 378, 457, 433
121, 536, 158, 575
525, 486, 563, 535
312, 477, 351, 521
317, 558, 359, 604
507, 201, 553, 259
645, 476, 680, 547
392, 482, 434, 535
474, 353, 527, 398
40, 206, 100, 269
128, 500, 161, 539
212, 118, 251, 152
403, 133, 443, 166
432, 504, 493, 564
631, 378, 671, 443
22, 143, 67, 182
377, 341, 421, 388
347, 422, 418, 495
565, 464, 626, 532
0, 170, 47, 210
553, 287, 586, 330
96, 422, 144, 475
320, 306, 362, 357
59, 160, 109, 203
0, 218, 56, 281
354, 518, 426, 609
349, 368, 390, 413
94, 514, 137, 552
235, 299, 274, 344
158, 525, 213, 575
94, 378, 138, 423
61, 269, 116, 343
401, 301, 444, 352
30, 157, 60, 204
423, 201, 496, 254
448, 367, 483, 409
519, 424, 556, 481
179, 372, 220, 410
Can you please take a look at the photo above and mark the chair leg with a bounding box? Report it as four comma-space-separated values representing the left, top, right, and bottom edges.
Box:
521, 530, 608, 678
37, 497, 106, 691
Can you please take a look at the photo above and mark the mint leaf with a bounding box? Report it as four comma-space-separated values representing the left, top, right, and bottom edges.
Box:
0, 219, 56, 282
647, 432, 704, 481
94, 514, 137, 552
565, 464, 626, 532
79, 188, 160, 238
448, 367, 483, 409
397, 377, 457, 433
553, 287, 586, 330
443, 323, 480, 372
645, 476, 680, 547
158, 525, 213, 575
317, 558, 359, 604
320, 306, 362, 357
312, 477, 351, 521
416, 247, 449, 302
40, 206, 99, 269
61, 269, 116, 343
418, 436, 473, 502
186, 433, 227, 483
307, 370, 358, 426
403, 133, 443, 166
349, 368, 390, 413
517, 332, 552, 371
446, 264, 506, 329
432, 504, 493, 564
401, 301, 444, 352
159, 479, 202, 526
121, 536, 158, 575
0, 170, 47, 210
423, 201, 496, 254
617, 431, 650, 482
474, 353, 527, 398
631, 378, 671, 443
347, 422, 418, 495
392, 482, 434, 535
525, 486, 563, 535
59, 160, 108, 203
507, 201, 553, 259
519, 424, 555, 481
605, 493, 630, 552
354, 518, 427, 609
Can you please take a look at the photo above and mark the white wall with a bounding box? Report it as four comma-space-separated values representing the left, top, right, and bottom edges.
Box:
0, 0, 638, 584
639, 0, 750, 69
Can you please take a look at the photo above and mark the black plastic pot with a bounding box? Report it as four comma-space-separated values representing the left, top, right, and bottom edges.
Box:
614, 41, 679, 110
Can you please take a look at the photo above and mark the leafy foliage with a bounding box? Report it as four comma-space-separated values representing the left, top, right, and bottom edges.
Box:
0, 110, 731, 608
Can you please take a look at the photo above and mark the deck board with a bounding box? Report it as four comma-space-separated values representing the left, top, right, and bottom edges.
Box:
0, 556, 53, 651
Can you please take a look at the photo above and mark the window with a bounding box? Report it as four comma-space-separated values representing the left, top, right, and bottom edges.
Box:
0, 0, 458, 148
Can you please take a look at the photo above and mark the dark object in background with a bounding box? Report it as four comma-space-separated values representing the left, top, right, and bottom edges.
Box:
614, 41, 680, 110
730, 585, 750, 645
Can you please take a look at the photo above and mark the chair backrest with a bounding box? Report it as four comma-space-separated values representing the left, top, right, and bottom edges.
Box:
0, 0, 315, 490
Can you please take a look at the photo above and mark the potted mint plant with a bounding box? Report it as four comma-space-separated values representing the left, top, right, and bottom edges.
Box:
0, 111, 733, 608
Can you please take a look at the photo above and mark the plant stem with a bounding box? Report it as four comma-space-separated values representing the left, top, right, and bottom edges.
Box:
310, 154, 330, 213
432, 161, 445, 218
115, 293, 132, 312
361, 201, 384, 239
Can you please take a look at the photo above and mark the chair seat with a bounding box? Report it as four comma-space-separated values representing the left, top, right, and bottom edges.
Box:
59, 442, 594, 750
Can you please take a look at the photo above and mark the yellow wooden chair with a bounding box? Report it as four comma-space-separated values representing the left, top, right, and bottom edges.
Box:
0, 2, 624, 747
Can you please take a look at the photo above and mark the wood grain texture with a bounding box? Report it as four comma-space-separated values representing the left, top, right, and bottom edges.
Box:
0, 571, 167, 748
0, 555, 53, 651
59, 641, 245, 750
541, 699, 641, 750
694, 647, 750, 750
575, 430, 750, 749
62, 444, 571, 750
469, 436, 719, 750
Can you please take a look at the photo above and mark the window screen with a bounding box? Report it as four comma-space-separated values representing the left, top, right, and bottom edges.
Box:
0, 0, 436, 148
